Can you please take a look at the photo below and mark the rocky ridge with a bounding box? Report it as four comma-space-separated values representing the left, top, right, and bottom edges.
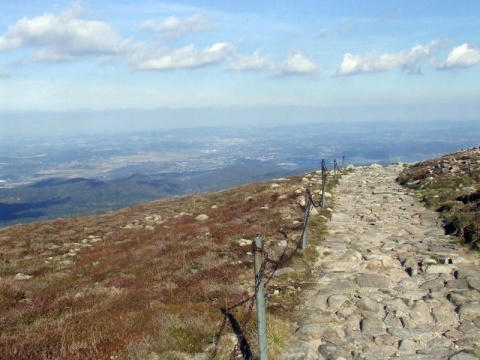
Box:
284, 164, 480, 359
397, 147, 480, 249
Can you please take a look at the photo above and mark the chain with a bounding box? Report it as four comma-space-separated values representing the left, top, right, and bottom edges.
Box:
213, 161, 339, 359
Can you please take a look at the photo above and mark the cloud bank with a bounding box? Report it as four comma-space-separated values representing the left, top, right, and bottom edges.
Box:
0, 3, 478, 79
335, 41, 442, 76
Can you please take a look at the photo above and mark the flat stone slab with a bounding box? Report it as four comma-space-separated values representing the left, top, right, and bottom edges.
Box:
457, 303, 480, 320
355, 273, 390, 288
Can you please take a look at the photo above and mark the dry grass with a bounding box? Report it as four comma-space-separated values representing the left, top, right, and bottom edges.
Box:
0, 170, 332, 359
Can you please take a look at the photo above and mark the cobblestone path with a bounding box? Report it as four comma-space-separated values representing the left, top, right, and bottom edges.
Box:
284, 164, 480, 360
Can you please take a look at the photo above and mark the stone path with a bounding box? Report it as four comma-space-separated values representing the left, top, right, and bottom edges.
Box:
284, 164, 480, 360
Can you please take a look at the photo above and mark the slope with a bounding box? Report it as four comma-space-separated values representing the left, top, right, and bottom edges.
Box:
0, 169, 330, 359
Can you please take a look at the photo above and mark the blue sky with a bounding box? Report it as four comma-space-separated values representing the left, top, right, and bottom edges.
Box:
1, 1, 479, 132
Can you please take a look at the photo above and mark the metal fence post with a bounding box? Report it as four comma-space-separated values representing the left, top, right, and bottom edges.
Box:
253, 235, 268, 360
321, 159, 327, 208
301, 186, 311, 249
333, 159, 337, 182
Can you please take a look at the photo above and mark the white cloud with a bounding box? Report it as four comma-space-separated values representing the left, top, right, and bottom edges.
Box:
438, 43, 480, 70
131, 42, 234, 70
140, 13, 212, 37
0, 6, 128, 61
335, 40, 442, 76
279, 51, 317, 75
228, 50, 275, 71
228, 50, 317, 76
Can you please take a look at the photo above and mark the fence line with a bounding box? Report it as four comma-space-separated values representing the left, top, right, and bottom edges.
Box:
214, 157, 344, 359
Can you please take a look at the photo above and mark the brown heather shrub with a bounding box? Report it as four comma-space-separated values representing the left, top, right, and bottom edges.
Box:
0, 171, 331, 359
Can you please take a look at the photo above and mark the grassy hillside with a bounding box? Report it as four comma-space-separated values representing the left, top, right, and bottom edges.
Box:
0, 170, 331, 359
397, 146, 480, 250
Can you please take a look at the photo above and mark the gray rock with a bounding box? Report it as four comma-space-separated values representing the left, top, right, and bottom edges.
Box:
14, 273, 32, 280
327, 294, 349, 309
296, 322, 331, 338
456, 269, 480, 279
466, 277, 480, 291
394, 355, 437, 360
431, 304, 458, 329
283, 341, 319, 360
458, 321, 478, 333
387, 328, 437, 341
195, 214, 209, 221
318, 343, 348, 359
425, 264, 457, 274
454, 335, 480, 348
445, 279, 469, 290
399, 289, 428, 301
322, 260, 358, 272
360, 318, 386, 337
409, 302, 433, 324
420, 279, 444, 291
361, 344, 397, 360
416, 348, 454, 357
425, 336, 453, 349
458, 303, 480, 320
355, 273, 390, 289
449, 351, 478, 360
398, 338, 417, 353
384, 311, 403, 327
356, 296, 381, 312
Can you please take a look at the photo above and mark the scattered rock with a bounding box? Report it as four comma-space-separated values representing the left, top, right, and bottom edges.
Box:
14, 273, 32, 280
195, 214, 209, 221
237, 239, 251, 247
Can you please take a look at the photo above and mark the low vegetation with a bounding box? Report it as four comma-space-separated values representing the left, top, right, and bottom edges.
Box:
0, 169, 333, 359
397, 146, 480, 250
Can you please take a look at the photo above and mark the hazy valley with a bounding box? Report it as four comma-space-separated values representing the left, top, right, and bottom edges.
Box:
1, 120, 479, 227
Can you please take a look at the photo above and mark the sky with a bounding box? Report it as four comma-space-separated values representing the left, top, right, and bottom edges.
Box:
1, 1, 480, 135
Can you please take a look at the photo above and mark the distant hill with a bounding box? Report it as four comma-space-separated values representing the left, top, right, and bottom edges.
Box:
186, 159, 299, 192
0, 160, 297, 227
0, 175, 183, 226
